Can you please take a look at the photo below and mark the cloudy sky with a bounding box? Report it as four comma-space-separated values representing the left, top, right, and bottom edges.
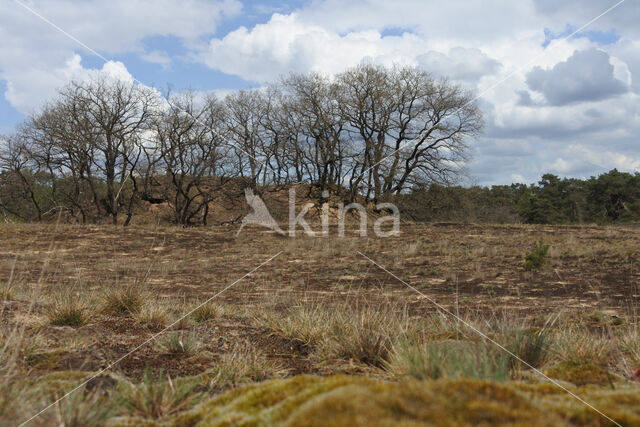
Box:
1, 0, 638, 185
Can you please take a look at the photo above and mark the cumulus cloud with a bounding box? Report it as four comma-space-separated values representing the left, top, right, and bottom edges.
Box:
199, 12, 504, 85
542, 144, 640, 176
416, 47, 501, 83
0, 0, 241, 113
199, 13, 426, 82
524, 49, 628, 106
3, 55, 136, 114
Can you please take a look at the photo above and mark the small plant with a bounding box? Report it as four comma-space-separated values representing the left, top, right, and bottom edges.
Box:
47, 294, 88, 327
191, 302, 221, 323
102, 285, 145, 315
482, 283, 496, 296
156, 332, 200, 355
523, 241, 550, 271
118, 370, 203, 419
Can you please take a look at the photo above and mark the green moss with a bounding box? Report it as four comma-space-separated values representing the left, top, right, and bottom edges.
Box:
11, 372, 640, 426
170, 376, 559, 426
168, 375, 640, 426
545, 361, 613, 387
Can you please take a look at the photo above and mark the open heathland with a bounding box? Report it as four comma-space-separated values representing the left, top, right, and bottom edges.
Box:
1, 222, 639, 425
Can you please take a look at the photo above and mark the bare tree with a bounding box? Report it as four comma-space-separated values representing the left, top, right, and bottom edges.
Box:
154, 92, 229, 225
278, 73, 346, 191
58, 77, 160, 224
0, 135, 45, 221
337, 64, 482, 200
0, 64, 482, 225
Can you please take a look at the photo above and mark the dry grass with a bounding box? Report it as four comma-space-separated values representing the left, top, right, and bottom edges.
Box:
46, 293, 88, 327
323, 304, 407, 367
257, 303, 332, 347
1, 223, 640, 425
191, 302, 224, 323
207, 344, 284, 387
101, 284, 146, 315
551, 328, 616, 366
135, 303, 170, 327
118, 370, 203, 419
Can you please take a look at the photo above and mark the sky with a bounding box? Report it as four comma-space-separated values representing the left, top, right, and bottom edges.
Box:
0, 0, 638, 185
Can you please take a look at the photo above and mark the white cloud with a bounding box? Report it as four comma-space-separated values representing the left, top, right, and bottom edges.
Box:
140, 50, 172, 69
199, 12, 506, 86
524, 49, 628, 105
3, 54, 137, 114
0, 0, 241, 113
416, 48, 501, 83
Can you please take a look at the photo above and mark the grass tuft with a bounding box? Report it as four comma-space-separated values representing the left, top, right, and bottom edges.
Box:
156, 332, 200, 355
325, 305, 404, 367
118, 370, 203, 419
102, 285, 145, 315
388, 339, 511, 381
191, 302, 222, 323
208, 344, 282, 387
258, 304, 331, 348
47, 294, 88, 327
135, 304, 169, 328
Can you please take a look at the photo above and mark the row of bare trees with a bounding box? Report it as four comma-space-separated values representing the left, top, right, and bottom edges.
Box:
0, 64, 482, 225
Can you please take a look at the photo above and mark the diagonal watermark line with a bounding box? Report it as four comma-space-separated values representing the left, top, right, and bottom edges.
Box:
353, 0, 626, 189
12, 0, 276, 179
357, 251, 622, 427
18, 250, 283, 427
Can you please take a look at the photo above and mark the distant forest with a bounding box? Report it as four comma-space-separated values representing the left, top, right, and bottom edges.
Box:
397, 169, 640, 225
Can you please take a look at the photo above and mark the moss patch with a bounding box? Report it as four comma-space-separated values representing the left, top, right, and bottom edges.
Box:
545, 361, 613, 387
165, 374, 640, 426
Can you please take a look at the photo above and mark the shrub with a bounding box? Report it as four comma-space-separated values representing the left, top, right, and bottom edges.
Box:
523, 241, 550, 270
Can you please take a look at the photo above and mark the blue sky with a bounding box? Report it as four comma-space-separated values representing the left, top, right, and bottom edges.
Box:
1, 0, 638, 184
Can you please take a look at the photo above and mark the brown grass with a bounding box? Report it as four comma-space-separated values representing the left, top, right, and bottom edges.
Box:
1, 222, 640, 425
